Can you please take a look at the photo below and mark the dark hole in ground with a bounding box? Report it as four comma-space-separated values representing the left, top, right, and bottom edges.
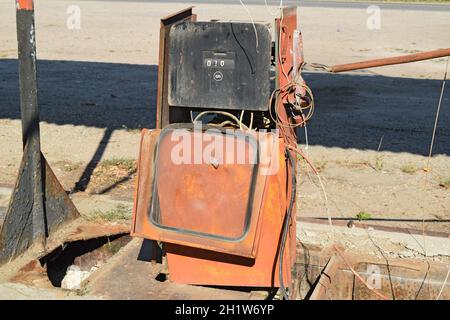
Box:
39, 234, 131, 287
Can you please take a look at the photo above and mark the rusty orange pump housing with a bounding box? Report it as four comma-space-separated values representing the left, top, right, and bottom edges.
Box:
132, 7, 303, 294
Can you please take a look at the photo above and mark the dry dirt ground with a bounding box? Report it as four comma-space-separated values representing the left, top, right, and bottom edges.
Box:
0, 0, 449, 236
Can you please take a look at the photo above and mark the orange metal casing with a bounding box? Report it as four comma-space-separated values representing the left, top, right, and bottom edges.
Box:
165, 136, 295, 287
132, 129, 295, 287
131, 6, 299, 288
132, 128, 274, 259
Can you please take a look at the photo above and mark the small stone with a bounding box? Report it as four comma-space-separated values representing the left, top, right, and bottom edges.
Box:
61, 265, 91, 290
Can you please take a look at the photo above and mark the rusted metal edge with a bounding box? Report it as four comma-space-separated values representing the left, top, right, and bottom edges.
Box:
297, 217, 450, 239
161, 6, 194, 26
48, 221, 129, 246
309, 254, 341, 300
0, 218, 129, 282
302, 247, 450, 300
156, 7, 196, 129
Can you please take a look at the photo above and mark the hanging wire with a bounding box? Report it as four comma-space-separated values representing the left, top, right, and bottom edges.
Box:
427, 56, 448, 164
238, 0, 259, 48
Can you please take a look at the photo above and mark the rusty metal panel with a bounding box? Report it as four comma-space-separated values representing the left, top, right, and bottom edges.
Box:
165, 138, 293, 287
275, 7, 302, 130
132, 127, 278, 259
309, 254, 341, 300
276, 6, 299, 287
353, 261, 450, 300
133, 8, 300, 289
132, 129, 161, 236
152, 127, 258, 240
297, 246, 450, 300
276, 7, 298, 91
156, 7, 197, 129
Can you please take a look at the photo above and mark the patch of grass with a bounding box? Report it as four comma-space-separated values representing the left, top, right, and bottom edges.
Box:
374, 156, 384, 171
439, 177, 450, 189
356, 211, 372, 221
100, 158, 136, 172
400, 163, 419, 174
88, 204, 131, 222
87, 158, 136, 193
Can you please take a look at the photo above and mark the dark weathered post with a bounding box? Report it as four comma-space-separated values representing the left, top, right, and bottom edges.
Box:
16, 0, 40, 149
0, 0, 80, 264
17, 0, 47, 248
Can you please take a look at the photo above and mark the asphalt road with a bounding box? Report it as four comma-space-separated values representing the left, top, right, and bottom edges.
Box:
82, 0, 450, 12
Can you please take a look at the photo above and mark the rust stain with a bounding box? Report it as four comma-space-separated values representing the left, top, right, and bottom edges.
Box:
16, 0, 34, 10
66, 223, 129, 241
10, 260, 52, 288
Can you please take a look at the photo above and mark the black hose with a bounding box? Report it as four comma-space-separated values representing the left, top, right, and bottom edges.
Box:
278, 149, 297, 300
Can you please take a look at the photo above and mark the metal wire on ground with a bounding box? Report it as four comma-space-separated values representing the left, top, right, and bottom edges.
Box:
427, 56, 448, 166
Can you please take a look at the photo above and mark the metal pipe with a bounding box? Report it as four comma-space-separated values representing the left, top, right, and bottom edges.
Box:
330, 48, 450, 73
